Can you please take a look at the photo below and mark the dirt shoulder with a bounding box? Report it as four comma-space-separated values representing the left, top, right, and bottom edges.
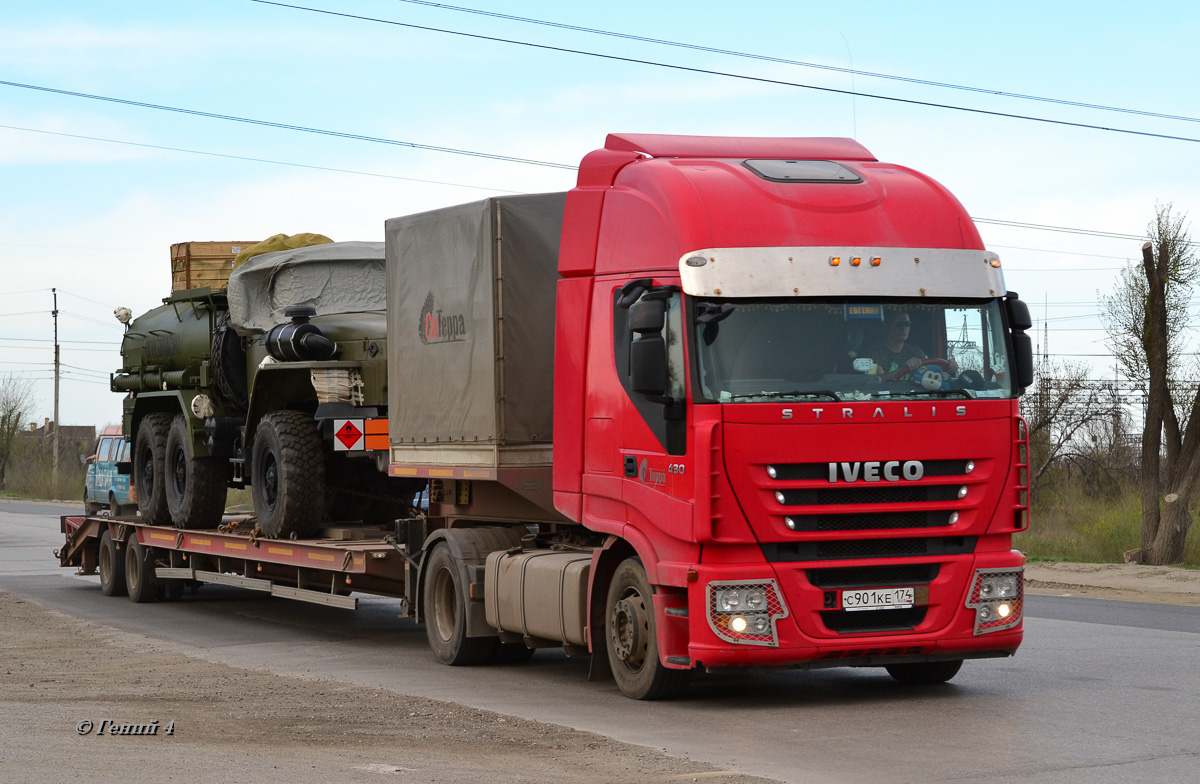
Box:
0, 591, 770, 784
1024, 562, 1200, 606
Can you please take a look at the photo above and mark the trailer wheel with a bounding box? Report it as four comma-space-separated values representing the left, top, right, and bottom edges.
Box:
134, 413, 173, 526
423, 544, 497, 666
98, 530, 127, 597
251, 411, 325, 539
885, 660, 963, 685
605, 558, 691, 700
165, 414, 228, 530
124, 536, 158, 603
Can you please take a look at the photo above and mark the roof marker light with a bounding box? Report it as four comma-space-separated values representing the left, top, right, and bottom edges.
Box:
830, 256, 841, 266
871, 257, 882, 266
851, 257, 862, 267
990, 259, 1002, 268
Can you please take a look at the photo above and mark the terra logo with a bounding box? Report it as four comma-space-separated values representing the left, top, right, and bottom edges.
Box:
418, 292, 467, 344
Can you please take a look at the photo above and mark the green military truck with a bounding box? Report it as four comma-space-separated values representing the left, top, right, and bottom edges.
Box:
114, 241, 420, 537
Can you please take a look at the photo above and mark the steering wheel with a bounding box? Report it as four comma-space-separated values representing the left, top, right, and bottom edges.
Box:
883, 357, 954, 382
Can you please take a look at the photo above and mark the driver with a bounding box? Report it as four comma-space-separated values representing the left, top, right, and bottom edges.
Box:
866, 309, 957, 376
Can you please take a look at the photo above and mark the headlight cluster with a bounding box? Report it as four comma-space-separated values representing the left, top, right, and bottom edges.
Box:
707, 580, 789, 647
966, 568, 1023, 635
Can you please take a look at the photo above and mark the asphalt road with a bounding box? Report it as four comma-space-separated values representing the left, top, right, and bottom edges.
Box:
4, 500, 1198, 784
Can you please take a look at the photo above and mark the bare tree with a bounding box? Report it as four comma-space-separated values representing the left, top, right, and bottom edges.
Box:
1100, 203, 1199, 564
1025, 360, 1125, 492
0, 374, 36, 490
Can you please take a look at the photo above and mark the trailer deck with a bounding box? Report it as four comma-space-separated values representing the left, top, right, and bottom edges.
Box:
59, 514, 414, 610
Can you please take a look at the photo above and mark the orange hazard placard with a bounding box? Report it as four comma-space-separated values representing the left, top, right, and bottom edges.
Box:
333, 419, 365, 451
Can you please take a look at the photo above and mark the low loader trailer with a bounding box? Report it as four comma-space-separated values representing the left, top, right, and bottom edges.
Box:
61, 134, 1034, 700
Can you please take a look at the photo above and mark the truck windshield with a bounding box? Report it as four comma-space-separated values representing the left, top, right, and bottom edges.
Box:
691, 297, 1015, 402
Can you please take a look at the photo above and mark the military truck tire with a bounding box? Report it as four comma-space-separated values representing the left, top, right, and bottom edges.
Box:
885, 659, 963, 685
251, 411, 325, 539
124, 536, 158, 604
423, 544, 498, 666
98, 530, 127, 597
134, 413, 172, 526
605, 558, 692, 700
165, 414, 227, 530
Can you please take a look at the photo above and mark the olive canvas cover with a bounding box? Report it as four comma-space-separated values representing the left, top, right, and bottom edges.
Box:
227, 241, 386, 336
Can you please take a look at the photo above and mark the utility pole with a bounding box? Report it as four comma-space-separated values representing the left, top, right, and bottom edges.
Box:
52, 287, 60, 488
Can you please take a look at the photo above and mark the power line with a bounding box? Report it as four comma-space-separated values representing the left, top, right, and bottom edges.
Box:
249, 1, 1200, 146
0, 124, 523, 194
393, 0, 1200, 125
0, 81, 578, 170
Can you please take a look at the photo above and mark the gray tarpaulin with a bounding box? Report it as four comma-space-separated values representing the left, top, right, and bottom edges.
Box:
227, 241, 386, 335
386, 193, 565, 447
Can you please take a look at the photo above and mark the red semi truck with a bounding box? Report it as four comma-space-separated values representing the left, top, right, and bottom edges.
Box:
61, 133, 1033, 700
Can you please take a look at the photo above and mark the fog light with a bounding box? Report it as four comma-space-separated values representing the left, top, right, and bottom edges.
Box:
731, 616, 748, 633
776, 491, 786, 504
948, 511, 959, 524
965, 460, 975, 474
748, 615, 771, 634
997, 603, 1012, 619
785, 516, 796, 530
767, 465, 777, 479
958, 486, 968, 499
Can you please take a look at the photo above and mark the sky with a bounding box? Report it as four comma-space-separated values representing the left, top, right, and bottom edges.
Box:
2, 0, 1199, 429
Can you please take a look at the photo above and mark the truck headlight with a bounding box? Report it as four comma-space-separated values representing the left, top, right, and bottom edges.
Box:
966, 568, 1023, 635
707, 580, 789, 647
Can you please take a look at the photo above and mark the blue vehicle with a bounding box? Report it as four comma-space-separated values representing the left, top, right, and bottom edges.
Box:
85, 426, 136, 516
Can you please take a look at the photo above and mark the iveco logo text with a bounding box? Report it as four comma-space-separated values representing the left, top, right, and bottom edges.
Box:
828, 461, 924, 483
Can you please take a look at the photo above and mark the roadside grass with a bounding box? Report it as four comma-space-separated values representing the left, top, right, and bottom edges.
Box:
1021, 483, 1200, 568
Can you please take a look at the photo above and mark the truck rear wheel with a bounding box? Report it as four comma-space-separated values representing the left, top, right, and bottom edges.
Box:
251, 411, 325, 539
134, 413, 172, 526
165, 414, 228, 530
124, 536, 158, 603
885, 660, 963, 685
423, 544, 497, 666
98, 530, 127, 597
605, 558, 691, 700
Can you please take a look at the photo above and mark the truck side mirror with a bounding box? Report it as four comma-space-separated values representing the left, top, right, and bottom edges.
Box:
1005, 293, 1034, 392
629, 297, 668, 397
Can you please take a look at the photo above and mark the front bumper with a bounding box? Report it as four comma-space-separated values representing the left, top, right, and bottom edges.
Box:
680, 551, 1024, 669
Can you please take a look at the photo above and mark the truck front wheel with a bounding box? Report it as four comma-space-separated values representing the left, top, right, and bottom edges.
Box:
251, 411, 325, 539
605, 558, 691, 700
423, 544, 497, 666
134, 413, 172, 526
165, 414, 228, 530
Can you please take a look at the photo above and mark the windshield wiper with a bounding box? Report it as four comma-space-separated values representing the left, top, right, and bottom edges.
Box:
726, 390, 840, 402
883, 389, 972, 399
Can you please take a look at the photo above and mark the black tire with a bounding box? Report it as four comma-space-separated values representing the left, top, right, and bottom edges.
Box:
605, 558, 691, 700
885, 659, 964, 685
165, 414, 228, 530
124, 536, 158, 604
251, 411, 325, 539
134, 413, 172, 525
423, 544, 498, 666
85, 485, 102, 516
98, 530, 127, 597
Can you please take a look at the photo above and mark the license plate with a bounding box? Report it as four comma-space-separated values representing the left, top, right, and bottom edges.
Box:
841, 586, 915, 612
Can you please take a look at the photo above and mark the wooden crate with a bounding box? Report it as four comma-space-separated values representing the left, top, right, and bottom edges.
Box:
170, 241, 258, 292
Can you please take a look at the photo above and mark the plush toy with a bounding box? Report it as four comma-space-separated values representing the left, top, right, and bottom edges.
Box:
915, 364, 948, 391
